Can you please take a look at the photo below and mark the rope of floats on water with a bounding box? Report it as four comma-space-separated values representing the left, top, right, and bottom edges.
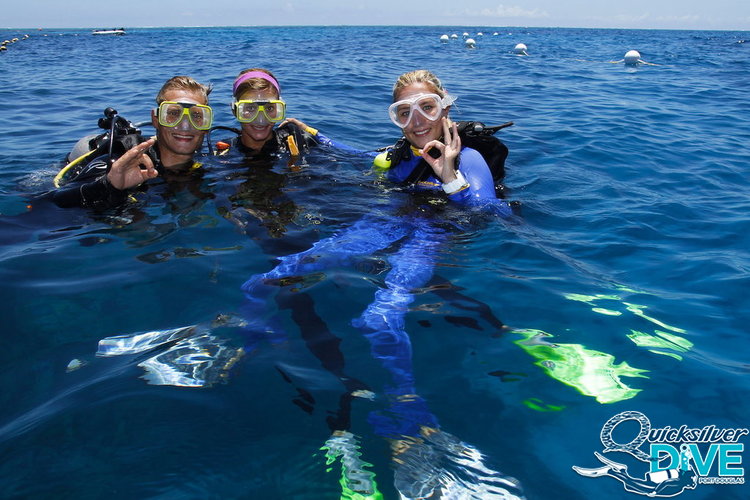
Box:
5, 30, 745, 61
440, 31, 662, 65
0, 34, 30, 52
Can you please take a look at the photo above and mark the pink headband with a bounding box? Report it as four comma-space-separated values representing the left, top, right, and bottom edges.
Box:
233, 71, 280, 95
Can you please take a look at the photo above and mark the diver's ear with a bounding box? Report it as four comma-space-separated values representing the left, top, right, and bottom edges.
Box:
151, 108, 158, 128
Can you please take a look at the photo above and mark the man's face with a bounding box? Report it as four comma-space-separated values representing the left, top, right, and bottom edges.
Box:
152, 89, 208, 161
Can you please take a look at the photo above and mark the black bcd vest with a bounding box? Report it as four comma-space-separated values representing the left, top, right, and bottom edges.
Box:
385, 121, 513, 196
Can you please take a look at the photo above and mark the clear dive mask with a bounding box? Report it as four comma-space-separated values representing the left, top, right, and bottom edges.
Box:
388, 93, 456, 128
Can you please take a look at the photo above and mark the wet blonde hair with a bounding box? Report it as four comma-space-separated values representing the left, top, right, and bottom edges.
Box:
392, 69, 447, 101
155, 75, 212, 104
233, 68, 280, 99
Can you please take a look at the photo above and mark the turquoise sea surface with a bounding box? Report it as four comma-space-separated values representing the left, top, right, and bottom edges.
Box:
0, 26, 749, 499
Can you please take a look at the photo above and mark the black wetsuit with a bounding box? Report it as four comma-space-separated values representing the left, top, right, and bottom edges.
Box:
218, 123, 320, 159
49, 122, 317, 211
51, 146, 199, 210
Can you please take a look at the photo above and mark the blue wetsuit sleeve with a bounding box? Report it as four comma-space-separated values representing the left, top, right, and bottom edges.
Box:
313, 131, 378, 158
448, 147, 496, 202
447, 148, 513, 216
387, 147, 512, 216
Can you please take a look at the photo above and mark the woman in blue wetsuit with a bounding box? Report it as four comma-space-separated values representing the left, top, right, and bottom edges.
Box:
297, 68, 509, 213
377, 69, 499, 203
240, 70, 521, 498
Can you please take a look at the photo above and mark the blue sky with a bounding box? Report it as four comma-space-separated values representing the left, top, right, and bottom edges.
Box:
5, 0, 750, 30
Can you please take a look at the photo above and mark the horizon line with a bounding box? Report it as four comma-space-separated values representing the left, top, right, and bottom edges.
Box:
3, 24, 750, 32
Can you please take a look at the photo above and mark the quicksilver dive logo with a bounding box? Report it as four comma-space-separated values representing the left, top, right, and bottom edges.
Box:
573, 410, 746, 497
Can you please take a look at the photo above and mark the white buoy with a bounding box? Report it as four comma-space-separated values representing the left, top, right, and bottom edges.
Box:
477, 32, 484, 36
450, 33, 458, 39
465, 38, 476, 48
440, 34, 449, 43
514, 43, 528, 55
624, 50, 641, 65
493, 32, 499, 36
463, 32, 469, 38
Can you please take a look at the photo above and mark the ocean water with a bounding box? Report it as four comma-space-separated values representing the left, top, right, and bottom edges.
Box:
0, 25, 749, 500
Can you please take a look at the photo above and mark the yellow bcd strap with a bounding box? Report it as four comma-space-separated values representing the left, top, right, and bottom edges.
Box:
53, 149, 99, 188
287, 135, 299, 157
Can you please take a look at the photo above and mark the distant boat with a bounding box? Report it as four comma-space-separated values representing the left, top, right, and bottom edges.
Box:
92, 28, 125, 35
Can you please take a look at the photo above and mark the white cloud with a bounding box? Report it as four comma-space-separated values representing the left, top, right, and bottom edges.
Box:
472, 4, 550, 19
580, 12, 649, 26
652, 14, 700, 23
610, 12, 651, 23
583, 12, 711, 28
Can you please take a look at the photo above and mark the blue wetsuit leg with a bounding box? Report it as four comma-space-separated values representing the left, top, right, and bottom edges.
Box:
239, 216, 410, 342
353, 222, 447, 437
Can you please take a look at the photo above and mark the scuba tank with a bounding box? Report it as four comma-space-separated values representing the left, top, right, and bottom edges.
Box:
54, 108, 149, 187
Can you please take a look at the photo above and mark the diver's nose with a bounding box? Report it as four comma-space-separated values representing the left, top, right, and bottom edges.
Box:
176, 116, 193, 130
409, 109, 428, 128
253, 112, 270, 126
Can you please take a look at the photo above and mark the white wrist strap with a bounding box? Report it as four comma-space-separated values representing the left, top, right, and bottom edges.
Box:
442, 170, 469, 194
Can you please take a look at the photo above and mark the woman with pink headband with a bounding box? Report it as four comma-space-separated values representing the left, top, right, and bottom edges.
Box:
219, 68, 332, 159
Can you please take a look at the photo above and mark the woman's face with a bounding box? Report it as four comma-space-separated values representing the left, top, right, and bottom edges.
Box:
237, 87, 279, 148
394, 82, 449, 150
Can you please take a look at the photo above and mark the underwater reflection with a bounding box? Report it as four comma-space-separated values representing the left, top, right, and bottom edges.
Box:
96, 314, 246, 388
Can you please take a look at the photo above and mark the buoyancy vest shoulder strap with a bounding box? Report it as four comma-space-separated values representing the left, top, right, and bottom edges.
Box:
378, 120, 513, 185
454, 121, 512, 183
